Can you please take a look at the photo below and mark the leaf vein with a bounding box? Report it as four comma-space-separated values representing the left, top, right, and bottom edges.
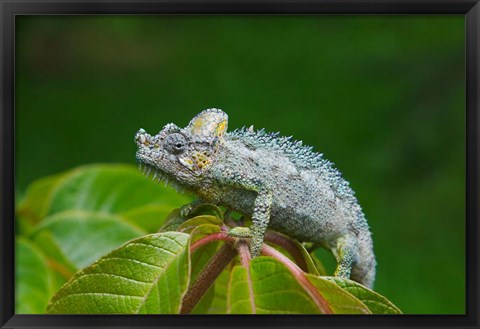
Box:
127, 242, 177, 256
79, 272, 151, 285
133, 245, 187, 312
103, 256, 162, 269
51, 291, 144, 306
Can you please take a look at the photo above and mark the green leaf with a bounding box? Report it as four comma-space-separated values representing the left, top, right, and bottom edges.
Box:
16, 173, 65, 224
177, 215, 224, 234
310, 252, 328, 276
46, 232, 190, 314
305, 274, 371, 314
45, 164, 191, 217
325, 277, 402, 314
186, 203, 224, 220
228, 257, 323, 314
226, 257, 373, 314
31, 231, 77, 279
158, 208, 186, 232
17, 164, 192, 232
16, 215, 36, 237
120, 204, 177, 233
32, 210, 146, 269
16, 238, 59, 313
297, 243, 321, 275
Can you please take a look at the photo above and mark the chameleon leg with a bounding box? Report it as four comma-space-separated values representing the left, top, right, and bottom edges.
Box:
229, 188, 273, 258
333, 235, 358, 279
249, 189, 273, 257
212, 167, 273, 258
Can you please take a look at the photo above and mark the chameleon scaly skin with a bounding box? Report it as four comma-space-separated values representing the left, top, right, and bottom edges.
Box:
135, 108, 376, 288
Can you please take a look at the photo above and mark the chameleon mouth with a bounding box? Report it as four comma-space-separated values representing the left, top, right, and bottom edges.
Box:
138, 163, 172, 188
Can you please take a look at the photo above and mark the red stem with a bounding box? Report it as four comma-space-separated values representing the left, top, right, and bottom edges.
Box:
190, 232, 234, 252
262, 244, 333, 314
181, 243, 236, 314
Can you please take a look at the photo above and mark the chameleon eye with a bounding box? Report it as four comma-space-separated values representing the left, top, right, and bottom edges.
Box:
164, 133, 187, 154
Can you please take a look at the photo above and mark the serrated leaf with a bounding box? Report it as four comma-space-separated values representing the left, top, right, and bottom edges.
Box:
226, 257, 373, 314
46, 232, 190, 314
32, 210, 146, 269
16, 238, 59, 313
324, 277, 402, 314
305, 274, 371, 314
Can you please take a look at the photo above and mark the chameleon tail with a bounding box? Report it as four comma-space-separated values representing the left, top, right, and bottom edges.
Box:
350, 229, 376, 289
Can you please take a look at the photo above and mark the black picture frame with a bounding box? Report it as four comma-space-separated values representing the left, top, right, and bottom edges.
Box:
1, 1, 479, 328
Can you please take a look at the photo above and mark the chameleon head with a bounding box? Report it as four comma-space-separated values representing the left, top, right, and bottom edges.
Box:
135, 108, 228, 187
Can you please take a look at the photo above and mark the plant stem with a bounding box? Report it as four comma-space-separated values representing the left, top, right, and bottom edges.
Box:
262, 244, 333, 314
180, 243, 236, 314
190, 232, 234, 253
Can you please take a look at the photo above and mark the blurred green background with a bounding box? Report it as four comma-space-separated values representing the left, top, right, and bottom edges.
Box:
15, 15, 465, 314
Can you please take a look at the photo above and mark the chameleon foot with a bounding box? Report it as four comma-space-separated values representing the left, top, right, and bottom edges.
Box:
333, 235, 356, 279
228, 227, 252, 238
229, 227, 264, 258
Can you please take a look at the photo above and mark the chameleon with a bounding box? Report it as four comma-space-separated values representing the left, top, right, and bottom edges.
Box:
135, 108, 376, 288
